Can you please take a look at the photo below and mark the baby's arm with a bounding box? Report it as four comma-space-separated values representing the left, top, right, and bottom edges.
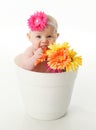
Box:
21, 47, 43, 70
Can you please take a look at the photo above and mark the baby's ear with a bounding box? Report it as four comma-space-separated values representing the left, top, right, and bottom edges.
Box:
57, 33, 59, 38
27, 33, 31, 40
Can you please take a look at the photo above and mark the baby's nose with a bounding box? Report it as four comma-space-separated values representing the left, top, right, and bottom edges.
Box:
42, 37, 49, 44
42, 37, 47, 42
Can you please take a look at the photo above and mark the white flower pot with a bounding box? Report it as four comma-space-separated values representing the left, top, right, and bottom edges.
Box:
14, 58, 78, 120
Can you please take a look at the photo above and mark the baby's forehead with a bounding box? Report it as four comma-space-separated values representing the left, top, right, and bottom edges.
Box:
29, 25, 56, 36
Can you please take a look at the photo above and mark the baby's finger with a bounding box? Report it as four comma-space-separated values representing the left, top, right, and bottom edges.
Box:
35, 48, 43, 55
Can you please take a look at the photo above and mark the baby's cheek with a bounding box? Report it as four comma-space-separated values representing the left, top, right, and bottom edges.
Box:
52, 38, 56, 42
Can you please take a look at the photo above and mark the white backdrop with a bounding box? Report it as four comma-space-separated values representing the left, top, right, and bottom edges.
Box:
0, 0, 96, 130
0, 0, 96, 51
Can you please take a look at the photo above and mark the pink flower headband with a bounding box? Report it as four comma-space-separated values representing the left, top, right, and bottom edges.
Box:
27, 11, 48, 31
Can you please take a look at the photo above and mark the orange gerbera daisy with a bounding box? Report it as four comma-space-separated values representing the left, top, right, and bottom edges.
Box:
34, 48, 47, 66
47, 48, 71, 70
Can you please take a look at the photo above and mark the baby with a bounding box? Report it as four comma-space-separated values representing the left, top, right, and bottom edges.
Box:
15, 11, 59, 72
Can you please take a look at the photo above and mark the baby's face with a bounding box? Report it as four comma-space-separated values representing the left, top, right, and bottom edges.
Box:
27, 25, 59, 50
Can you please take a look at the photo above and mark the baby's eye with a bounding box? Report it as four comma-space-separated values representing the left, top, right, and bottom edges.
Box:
36, 35, 41, 38
47, 35, 52, 38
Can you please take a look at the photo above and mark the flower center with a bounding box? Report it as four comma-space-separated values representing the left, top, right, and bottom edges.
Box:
35, 19, 40, 26
58, 56, 63, 62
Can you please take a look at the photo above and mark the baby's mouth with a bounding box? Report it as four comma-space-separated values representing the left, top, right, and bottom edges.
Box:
40, 45, 48, 49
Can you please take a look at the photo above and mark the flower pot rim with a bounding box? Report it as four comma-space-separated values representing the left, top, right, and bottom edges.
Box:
14, 59, 78, 76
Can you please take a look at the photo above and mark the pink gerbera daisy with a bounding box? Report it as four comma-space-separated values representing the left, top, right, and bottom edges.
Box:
27, 11, 47, 31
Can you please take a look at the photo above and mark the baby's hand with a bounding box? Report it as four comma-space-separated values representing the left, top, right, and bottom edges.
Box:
34, 48, 43, 60
34, 47, 47, 66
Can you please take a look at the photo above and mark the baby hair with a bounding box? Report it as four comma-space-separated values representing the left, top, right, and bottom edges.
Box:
47, 15, 58, 32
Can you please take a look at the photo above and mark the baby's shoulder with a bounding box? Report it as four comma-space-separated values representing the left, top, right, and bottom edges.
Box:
25, 46, 34, 52
24, 46, 34, 56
